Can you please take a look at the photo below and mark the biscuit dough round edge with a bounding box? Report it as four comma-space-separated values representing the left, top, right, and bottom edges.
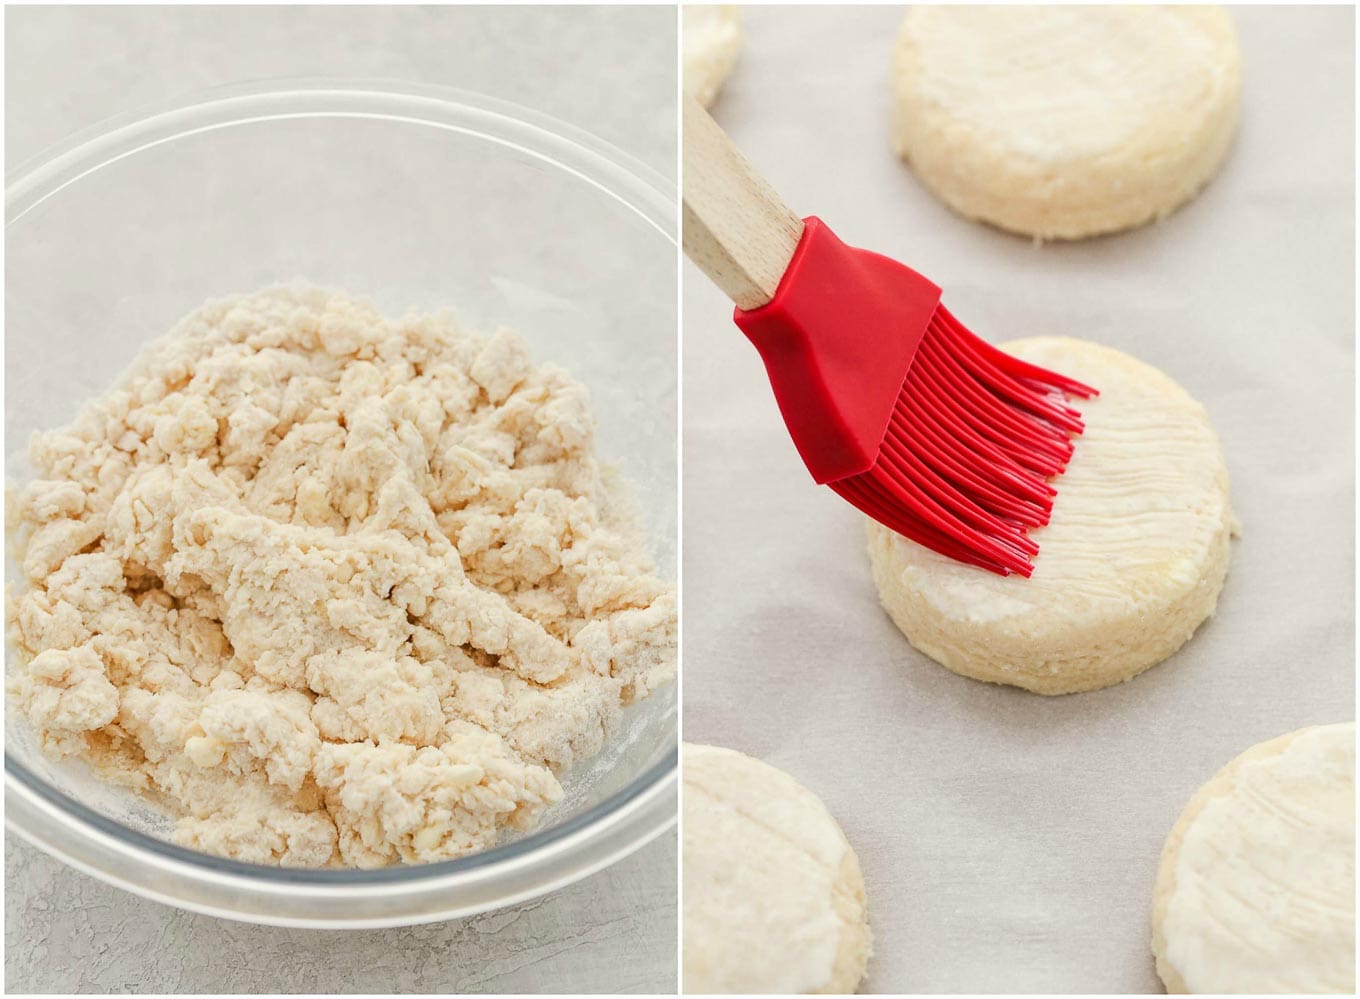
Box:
890, 7, 1243, 239
683, 6, 743, 108
1148, 736, 1290, 995
823, 846, 872, 994
867, 519, 1233, 695
1151, 723, 1357, 993
867, 337, 1234, 696
682, 742, 871, 994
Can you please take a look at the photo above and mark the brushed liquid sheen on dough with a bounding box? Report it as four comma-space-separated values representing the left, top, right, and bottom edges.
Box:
869, 338, 1234, 695
892, 6, 1242, 238
8, 286, 676, 868
1154, 723, 1356, 994
683, 743, 870, 994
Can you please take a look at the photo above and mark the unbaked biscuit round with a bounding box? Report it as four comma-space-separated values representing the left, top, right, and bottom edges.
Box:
682, 743, 871, 994
891, 6, 1243, 239
867, 337, 1233, 695
1152, 722, 1356, 994
684, 5, 742, 108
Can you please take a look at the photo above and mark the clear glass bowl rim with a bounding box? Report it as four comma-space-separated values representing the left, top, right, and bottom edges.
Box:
4, 77, 677, 917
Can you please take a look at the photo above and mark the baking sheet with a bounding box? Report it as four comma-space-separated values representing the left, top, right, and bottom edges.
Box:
681, 6, 1355, 994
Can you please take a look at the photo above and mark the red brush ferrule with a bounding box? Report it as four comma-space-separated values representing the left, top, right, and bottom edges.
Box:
734, 217, 942, 484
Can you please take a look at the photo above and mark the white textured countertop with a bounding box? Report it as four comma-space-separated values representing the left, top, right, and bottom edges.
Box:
5, 6, 676, 994
5, 836, 677, 994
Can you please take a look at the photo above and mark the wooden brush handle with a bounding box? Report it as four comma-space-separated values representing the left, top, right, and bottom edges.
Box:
682, 98, 804, 311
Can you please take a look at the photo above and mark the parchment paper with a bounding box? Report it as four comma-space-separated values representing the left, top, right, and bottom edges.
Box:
681, 6, 1355, 994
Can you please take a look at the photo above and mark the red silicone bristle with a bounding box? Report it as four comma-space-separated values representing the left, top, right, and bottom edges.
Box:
835, 306, 1096, 577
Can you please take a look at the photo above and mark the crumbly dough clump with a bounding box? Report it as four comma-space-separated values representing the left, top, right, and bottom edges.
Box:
9, 286, 675, 868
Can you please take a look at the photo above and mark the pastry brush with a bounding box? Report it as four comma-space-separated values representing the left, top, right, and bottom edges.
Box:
683, 99, 1096, 577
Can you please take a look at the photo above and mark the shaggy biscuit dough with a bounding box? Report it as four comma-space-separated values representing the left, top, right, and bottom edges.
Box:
891, 6, 1242, 239
683, 743, 870, 994
868, 338, 1233, 695
684, 5, 742, 108
1152, 723, 1355, 994
9, 286, 676, 868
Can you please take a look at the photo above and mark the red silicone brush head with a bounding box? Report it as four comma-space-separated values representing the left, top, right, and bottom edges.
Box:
829, 305, 1095, 576
735, 218, 1095, 577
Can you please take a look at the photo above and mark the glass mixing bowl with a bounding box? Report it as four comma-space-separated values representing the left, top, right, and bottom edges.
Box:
5, 80, 677, 927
